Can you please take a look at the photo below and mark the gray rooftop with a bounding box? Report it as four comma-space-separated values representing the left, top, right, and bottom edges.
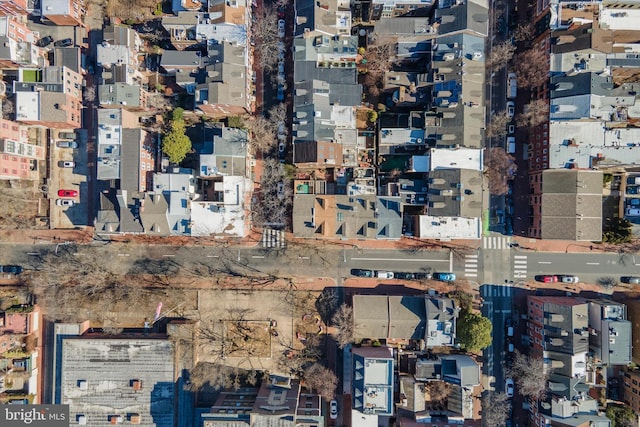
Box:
57, 336, 175, 427
99, 83, 142, 107
427, 169, 483, 218
541, 169, 603, 241
294, 60, 357, 84
160, 50, 203, 69
434, 0, 488, 37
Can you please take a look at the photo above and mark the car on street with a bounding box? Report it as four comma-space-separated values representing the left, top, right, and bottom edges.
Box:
506, 101, 515, 118
629, 198, 640, 206
627, 186, 639, 195
507, 73, 517, 99
535, 275, 558, 283
61, 161, 75, 168
627, 176, 640, 185
329, 400, 338, 420
559, 275, 579, 283
394, 272, 416, 280
36, 36, 54, 47
508, 124, 515, 134
1, 265, 23, 275
57, 141, 78, 149
56, 199, 75, 207
54, 38, 73, 47
351, 269, 373, 277
505, 378, 514, 398
376, 271, 394, 279
277, 87, 284, 101
58, 132, 77, 140
413, 272, 432, 280
58, 189, 78, 197
626, 208, 640, 216
278, 19, 286, 37
621, 276, 640, 284
278, 142, 285, 153
433, 272, 456, 281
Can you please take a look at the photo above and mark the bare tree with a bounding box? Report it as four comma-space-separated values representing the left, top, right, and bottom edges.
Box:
508, 351, 549, 399
516, 99, 549, 128
2, 97, 15, 120
253, 158, 292, 226
268, 103, 287, 125
247, 115, 277, 153
331, 303, 354, 349
513, 23, 534, 42
481, 391, 511, 426
362, 36, 397, 99
487, 110, 511, 138
488, 41, 516, 72
83, 85, 96, 103
484, 147, 517, 195
426, 381, 451, 403
251, 4, 279, 73
515, 50, 548, 89
597, 276, 617, 292
303, 363, 337, 400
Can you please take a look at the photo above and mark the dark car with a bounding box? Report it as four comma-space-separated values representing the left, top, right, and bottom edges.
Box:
413, 272, 432, 280
621, 276, 640, 284
394, 272, 416, 280
1, 265, 23, 275
54, 38, 73, 47
36, 36, 54, 47
627, 186, 639, 195
351, 268, 374, 277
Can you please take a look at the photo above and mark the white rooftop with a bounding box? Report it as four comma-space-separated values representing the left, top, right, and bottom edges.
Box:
599, 6, 640, 31
189, 176, 249, 237
417, 215, 481, 239
549, 121, 640, 168
380, 128, 425, 145
15, 91, 40, 121
41, 0, 71, 16
198, 23, 247, 45
429, 147, 483, 171
97, 44, 131, 67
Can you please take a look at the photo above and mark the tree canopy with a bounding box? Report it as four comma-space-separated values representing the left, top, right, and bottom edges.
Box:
606, 404, 637, 427
162, 118, 192, 164
509, 351, 549, 399
456, 310, 492, 353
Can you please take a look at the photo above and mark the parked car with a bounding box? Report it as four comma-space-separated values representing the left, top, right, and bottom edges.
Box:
58, 189, 78, 197
621, 276, 640, 284
351, 269, 373, 277
413, 272, 432, 280
629, 198, 640, 206
61, 161, 75, 168
329, 400, 338, 420
57, 141, 78, 149
394, 272, 416, 280
277, 87, 284, 101
376, 271, 394, 279
559, 275, 579, 283
433, 272, 456, 281
54, 38, 73, 47
627, 186, 639, 195
1, 265, 23, 275
508, 124, 515, 134
505, 378, 515, 398
507, 136, 516, 154
507, 73, 517, 99
36, 36, 54, 47
278, 19, 286, 37
627, 176, 640, 185
506, 101, 515, 118
56, 199, 75, 206
535, 275, 558, 283
58, 132, 77, 140
507, 326, 514, 337
626, 208, 640, 216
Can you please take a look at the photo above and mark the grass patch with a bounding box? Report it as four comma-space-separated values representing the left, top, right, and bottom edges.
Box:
21, 69, 41, 83
482, 210, 489, 236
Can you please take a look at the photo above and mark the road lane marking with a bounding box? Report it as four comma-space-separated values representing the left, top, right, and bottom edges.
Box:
27, 252, 39, 255
207, 255, 220, 258
251, 255, 265, 259
586, 262, 600, 265
538, 261, 552, 264
514, 255, 527, 259
163, 254, 175, 257
350, 257, 448, 262
465, 273, 478, 277
117, 254, 130, 257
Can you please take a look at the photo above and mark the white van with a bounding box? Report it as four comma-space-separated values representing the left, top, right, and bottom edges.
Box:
507, 73, 517, 99
507, 137, 516, 154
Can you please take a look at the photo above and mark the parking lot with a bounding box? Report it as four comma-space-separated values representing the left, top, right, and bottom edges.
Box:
26, 21, 85, 50
49, 129, 90, 229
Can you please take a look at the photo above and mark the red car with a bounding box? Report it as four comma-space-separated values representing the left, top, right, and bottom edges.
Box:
58, 189, 78, 197
535, 275, 558, 283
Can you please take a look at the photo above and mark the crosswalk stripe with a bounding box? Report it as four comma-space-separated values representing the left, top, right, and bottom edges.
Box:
465, 273, 478, 277
514, 255, 527, 259
514, 260, 527, 265
466, 254, 478, 259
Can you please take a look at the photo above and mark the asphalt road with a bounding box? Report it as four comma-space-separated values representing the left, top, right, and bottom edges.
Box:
3, 242, 639, 288
480, 284, 514, 394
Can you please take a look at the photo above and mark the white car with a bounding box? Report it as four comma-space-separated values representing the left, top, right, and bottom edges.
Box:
505, 378, 514, 398
61, 161, 75, 168
560, 275, 579, 284
278, 19, 285, 38
377, 271, 394, 279
506, 101, 515, 119
329, 400, 338, 420
56, 199, 75, 207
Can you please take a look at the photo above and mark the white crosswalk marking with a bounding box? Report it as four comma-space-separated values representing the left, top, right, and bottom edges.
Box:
482, 236, 512, 250
481, 285, 513, 298
262, 228, 286, 248
464, 254, 478, 278
513, 254, 528, 279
